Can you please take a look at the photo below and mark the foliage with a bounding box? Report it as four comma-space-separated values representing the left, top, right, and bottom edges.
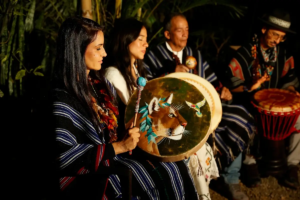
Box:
0, 0, 77, 97
0, 0, 246, 98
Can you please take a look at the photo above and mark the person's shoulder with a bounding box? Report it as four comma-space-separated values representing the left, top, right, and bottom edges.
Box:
105, 66, 119, 73
104, 66, 124, 82
52, 88, 78, 106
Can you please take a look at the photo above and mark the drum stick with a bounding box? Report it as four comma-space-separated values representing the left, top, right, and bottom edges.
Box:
130, 77, 146, 155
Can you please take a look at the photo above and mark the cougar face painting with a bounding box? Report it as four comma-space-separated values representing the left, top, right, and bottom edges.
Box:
128, 93, 187, 155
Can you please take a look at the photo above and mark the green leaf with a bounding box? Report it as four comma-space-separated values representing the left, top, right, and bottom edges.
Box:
33, 65, 43, 72
146, 116, 152, 125
15, 69, 26, 80
33, 72, 44, 76
0, 90, 4, 98
141, 110, 148, 119
147, 127, 152, 134
145, 125, 150, 131
140, 120, 146, 132
139, 105, 148, 113
1, 55, 8, 64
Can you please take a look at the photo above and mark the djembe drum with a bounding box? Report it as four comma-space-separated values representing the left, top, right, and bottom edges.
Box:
252, 88, 300, 175
124, 74, 222, 162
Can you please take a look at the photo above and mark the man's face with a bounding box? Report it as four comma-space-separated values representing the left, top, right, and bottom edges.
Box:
165, 16, 189, 51
261, 28, 286, 49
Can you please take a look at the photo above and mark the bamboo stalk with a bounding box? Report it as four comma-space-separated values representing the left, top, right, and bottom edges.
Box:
95, 0, 100, 24
1, 16, 8, 85
0, 3, 9, 86
115, 0, 122, 19
5, 15, 17, 95
81, 0, 93, 20
8, 16, 17, 96
24, 0, 36, 32
18, 7, 24, 96
137, 8, 142, 20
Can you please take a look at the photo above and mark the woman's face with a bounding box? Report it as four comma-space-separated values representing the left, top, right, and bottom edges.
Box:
128, 27, 148, 61
85, 31, 107, 73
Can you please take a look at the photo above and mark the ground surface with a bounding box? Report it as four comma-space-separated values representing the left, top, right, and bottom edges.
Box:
209, 166, 300, 200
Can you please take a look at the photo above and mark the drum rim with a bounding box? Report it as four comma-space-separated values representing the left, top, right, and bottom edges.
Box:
253, 88, 300, 112
166, 73, 222, 132
124, 75, 219, 162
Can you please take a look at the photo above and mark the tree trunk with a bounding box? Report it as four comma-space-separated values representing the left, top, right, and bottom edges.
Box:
81, 0, 93, 20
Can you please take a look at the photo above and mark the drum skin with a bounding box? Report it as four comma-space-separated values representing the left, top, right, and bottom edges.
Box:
253, 88, 300, 112
252, 88, 300, 140
125, 75, 221, 162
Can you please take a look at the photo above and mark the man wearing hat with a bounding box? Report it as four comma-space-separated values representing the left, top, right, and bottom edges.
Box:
224, 8, 300, 189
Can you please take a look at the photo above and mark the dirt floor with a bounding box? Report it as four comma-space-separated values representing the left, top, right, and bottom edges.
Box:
208, 165, 300, 200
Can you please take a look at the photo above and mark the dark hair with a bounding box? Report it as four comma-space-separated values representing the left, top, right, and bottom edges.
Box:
53, 16, 109, 133
163, 13, 187, 32
112, 18, 147, 94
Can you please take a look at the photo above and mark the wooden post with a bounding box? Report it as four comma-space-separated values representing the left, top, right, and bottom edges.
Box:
115, 0, 122, 19
81, 0, 93, 20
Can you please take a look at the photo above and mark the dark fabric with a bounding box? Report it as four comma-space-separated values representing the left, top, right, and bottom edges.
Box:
52, 88, 116, 199
224, 42, 298, 90
53, 85, 199, 199
144, 43, 255, 166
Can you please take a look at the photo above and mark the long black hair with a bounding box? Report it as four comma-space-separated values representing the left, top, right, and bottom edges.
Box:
112, 18, 147, 94
53, 16, 110, 133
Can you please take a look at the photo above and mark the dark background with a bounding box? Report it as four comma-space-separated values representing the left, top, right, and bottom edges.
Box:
1, 0, 300, 199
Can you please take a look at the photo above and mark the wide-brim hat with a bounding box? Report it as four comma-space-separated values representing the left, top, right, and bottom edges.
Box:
258, 8, 296, 34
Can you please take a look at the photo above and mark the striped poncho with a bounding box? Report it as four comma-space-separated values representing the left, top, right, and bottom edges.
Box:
144, 43, 255, 166
53, 78, 199, 199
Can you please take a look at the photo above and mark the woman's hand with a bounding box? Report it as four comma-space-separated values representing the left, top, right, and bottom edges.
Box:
220, 87, 232, 101
112, 125, 140, 155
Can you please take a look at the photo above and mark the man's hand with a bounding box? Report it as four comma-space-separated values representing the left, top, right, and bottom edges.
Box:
220, 87, 232, 101
175, 64, 190, 73
286, 85, 300, 97
249, 73, 269, 92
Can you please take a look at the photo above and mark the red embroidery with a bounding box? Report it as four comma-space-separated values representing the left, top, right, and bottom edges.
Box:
281, 57, 294, 77
229, 58, 245, 80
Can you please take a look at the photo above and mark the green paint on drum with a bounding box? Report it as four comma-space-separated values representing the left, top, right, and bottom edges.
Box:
125, 77, 211, 157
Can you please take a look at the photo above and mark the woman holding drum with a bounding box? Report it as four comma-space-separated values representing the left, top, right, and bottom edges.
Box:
225, 8, 300, 189
51, 17, 141, 199
104, 18, 200, 199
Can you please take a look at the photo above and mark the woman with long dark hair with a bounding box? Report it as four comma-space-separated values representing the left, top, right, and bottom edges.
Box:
104, 18, 199, 199
52, 16, 140, 199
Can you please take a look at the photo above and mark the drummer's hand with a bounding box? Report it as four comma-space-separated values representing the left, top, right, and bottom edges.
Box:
112, 123, 140, 154
175, 64, 190, 73
220, 87, 232, 101
249, 74, 269, 91
286, 85, 300, 97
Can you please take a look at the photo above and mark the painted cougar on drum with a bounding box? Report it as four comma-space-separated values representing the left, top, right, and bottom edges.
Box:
128, 93, 187, 156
